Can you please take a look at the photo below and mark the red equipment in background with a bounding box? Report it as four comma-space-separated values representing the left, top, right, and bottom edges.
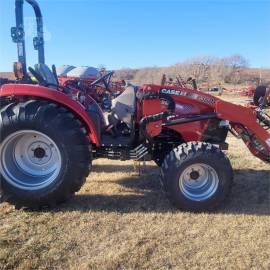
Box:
241, 85, 255, 97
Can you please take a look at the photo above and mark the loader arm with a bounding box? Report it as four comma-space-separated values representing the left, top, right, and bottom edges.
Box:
216, 99, 270, 162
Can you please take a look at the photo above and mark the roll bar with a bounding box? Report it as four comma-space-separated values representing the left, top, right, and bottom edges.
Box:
11, 0, 45, 78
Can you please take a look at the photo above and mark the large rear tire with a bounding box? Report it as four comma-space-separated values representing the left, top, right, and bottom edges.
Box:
0, 100, 91, 209
160, 142, 233, 212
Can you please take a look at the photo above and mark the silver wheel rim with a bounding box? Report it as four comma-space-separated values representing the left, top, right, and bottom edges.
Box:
179, 163, 219, 201
0, 130, 62, 190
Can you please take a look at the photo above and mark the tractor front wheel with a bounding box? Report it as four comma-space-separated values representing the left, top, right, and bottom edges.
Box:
160, 142, 233, 212
0, 100, 91, 209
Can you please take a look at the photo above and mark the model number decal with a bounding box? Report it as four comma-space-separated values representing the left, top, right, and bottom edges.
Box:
160, 88, 215, 105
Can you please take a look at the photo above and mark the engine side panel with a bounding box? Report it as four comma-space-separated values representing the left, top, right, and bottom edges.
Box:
139, 84, 218, 141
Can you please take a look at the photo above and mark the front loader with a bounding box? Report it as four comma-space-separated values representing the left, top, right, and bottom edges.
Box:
1, 0, 270, 212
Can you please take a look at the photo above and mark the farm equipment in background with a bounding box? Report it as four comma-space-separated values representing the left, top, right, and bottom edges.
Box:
240, 85, 270, 108
161, 74, 198, 90
56, 65, 125, 109
241, 85, 255, 97
57, 65, 125, 95
1, 0, 270, 212
253, 85, 270, 106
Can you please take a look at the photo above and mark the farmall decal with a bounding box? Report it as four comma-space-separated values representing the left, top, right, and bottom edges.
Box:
160, 88, 215, 105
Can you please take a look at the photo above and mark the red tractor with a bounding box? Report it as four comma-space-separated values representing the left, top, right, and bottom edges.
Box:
1, 0, 270, 211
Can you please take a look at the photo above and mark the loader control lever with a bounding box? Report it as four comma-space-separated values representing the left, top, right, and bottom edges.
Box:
28, 67, 70, 94
28, 67, 46, 85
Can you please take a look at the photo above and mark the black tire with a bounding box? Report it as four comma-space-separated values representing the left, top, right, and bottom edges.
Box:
253, 85, 266, 106
0, 100, 91, 209
160, 142, 233, 212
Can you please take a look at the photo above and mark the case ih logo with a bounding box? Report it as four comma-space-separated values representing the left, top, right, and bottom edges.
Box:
160, 88, 215, 105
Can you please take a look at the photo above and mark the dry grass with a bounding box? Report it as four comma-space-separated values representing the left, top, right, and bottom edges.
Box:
1, 95, 270, 270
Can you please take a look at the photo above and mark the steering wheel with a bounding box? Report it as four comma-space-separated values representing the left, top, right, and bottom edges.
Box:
90, 71, 114, 92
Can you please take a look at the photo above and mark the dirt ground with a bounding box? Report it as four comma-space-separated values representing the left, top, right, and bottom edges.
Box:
0, 95, 270, 270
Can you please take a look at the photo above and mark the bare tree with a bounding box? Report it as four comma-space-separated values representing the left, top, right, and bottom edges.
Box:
114, 54, 254, 88
224, 54, 249, 85
183, 56, 215, 82
225, 54, 249, 69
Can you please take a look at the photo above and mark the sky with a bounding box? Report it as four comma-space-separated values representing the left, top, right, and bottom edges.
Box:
0, 0, 270, 72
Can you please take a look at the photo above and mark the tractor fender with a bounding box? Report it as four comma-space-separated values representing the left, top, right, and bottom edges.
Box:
0, 84, 101, 146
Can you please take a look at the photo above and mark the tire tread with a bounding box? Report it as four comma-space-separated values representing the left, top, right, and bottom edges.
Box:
0, 99, 92, 209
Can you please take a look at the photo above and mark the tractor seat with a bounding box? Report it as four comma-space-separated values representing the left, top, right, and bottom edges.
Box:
34, 63, 58, 86
108, 84, 137, 128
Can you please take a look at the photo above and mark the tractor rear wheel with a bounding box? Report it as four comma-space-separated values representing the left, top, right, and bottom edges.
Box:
160, 142, 233, 211
0, 100, 91, 209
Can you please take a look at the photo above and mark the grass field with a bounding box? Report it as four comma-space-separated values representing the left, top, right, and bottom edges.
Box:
0, 95, 270, 270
